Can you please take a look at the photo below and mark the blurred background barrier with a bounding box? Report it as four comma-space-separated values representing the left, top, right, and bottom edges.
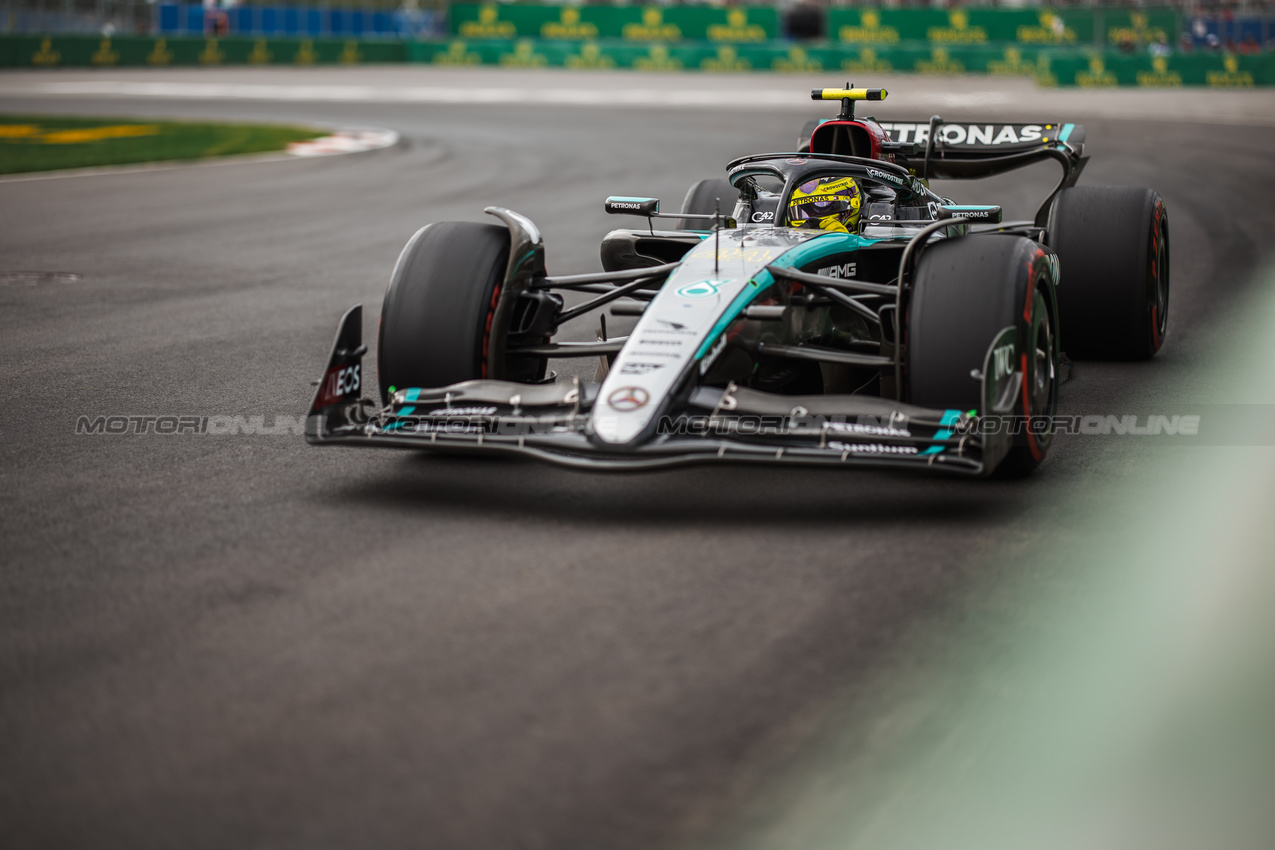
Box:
154, 4, 441, 41
407, 38, 1275, 87
6, 3, 1275, 51
0, 0, 446, 39
439, 4, 1268, 55
0, 32, 407, 64
3, 32, 1273, 86
1, 3, 1272, 85
447, 3, 779, 42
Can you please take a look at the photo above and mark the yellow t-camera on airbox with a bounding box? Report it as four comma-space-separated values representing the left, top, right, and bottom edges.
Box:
811, 87, 888, 102
812, 86, 887, 120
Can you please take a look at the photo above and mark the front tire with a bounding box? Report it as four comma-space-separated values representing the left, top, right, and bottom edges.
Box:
908, 235, 1059, 476
1047, 186, 1169, 360
377, 221, 509, 403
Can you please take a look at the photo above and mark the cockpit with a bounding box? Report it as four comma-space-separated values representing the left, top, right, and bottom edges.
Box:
726, 153, 951, 239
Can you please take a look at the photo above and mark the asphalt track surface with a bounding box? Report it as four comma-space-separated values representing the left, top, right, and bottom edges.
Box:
2, 69, 1275, 849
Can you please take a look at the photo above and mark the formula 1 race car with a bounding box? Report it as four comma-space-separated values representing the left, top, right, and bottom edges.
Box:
307, 86, 1169, 476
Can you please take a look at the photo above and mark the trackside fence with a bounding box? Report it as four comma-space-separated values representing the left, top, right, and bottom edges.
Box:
2, 4, 1272, 87
0, 33, 407, 65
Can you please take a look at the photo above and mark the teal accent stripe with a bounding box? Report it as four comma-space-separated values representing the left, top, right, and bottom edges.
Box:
693, 232, 880, 360
1058, 123, 1074, 143
609, 196, 657, 203
386, 399, 417, 430
920, 409, 963, 456
512, 248, 538, 273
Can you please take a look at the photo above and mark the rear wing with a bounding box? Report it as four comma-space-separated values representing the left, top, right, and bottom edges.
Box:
806, 115, 1087, 226
803, 88, 1085, 184
877, 120, 1083, 152
806, 117, 1084, 177
879, 119, 1086, 184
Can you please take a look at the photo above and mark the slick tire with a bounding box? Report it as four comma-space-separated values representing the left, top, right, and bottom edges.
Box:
676, 178, 737, 230
377, 221, 509, 404
1047, 186, 1169, 360
908, 235, 1059, 477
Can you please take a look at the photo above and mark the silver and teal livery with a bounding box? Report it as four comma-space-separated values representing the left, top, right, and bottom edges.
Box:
306, 88, 1169, 478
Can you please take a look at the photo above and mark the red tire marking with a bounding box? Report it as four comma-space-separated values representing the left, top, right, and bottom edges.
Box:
1021, 351, 1043, 462
1024, 250, 1043, 321
480, 281, 502, 379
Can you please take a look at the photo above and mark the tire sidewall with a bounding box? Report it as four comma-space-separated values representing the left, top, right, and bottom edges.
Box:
1047, 186, 1167, 360
377, 221, 510, 403
908, 235, 1059, 474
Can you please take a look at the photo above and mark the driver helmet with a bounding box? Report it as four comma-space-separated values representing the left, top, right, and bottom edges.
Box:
787, 176, 862, 233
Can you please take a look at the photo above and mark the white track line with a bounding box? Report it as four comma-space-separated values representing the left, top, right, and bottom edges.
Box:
286, 128, 398, 157
9, 78, 1275, 126
7, 80, 1013, 110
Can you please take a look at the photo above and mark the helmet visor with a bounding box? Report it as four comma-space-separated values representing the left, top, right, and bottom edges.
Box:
789, 179, 857, 222
789, 198, 855, 221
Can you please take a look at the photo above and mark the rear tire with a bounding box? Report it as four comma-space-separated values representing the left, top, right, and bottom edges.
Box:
377, 221, 509, 403
676, 178, 736, 231
1047, 186, 1169, 360
797, 118, 821, 153
908, 235, 1058, 476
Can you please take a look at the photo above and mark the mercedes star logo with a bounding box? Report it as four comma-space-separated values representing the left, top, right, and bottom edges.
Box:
607, 386, 650, 412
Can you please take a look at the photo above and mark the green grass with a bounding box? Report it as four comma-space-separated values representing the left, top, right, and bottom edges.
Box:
0, 115, 326, 175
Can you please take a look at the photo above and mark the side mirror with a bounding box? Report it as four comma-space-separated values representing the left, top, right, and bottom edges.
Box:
604, 197, 660, 216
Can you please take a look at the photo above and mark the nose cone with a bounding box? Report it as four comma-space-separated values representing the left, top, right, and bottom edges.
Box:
590, 228, 826, 446
591, 273, 735, 446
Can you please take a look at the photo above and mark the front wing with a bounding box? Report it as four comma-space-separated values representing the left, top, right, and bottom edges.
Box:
306, 306, 1011, 476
